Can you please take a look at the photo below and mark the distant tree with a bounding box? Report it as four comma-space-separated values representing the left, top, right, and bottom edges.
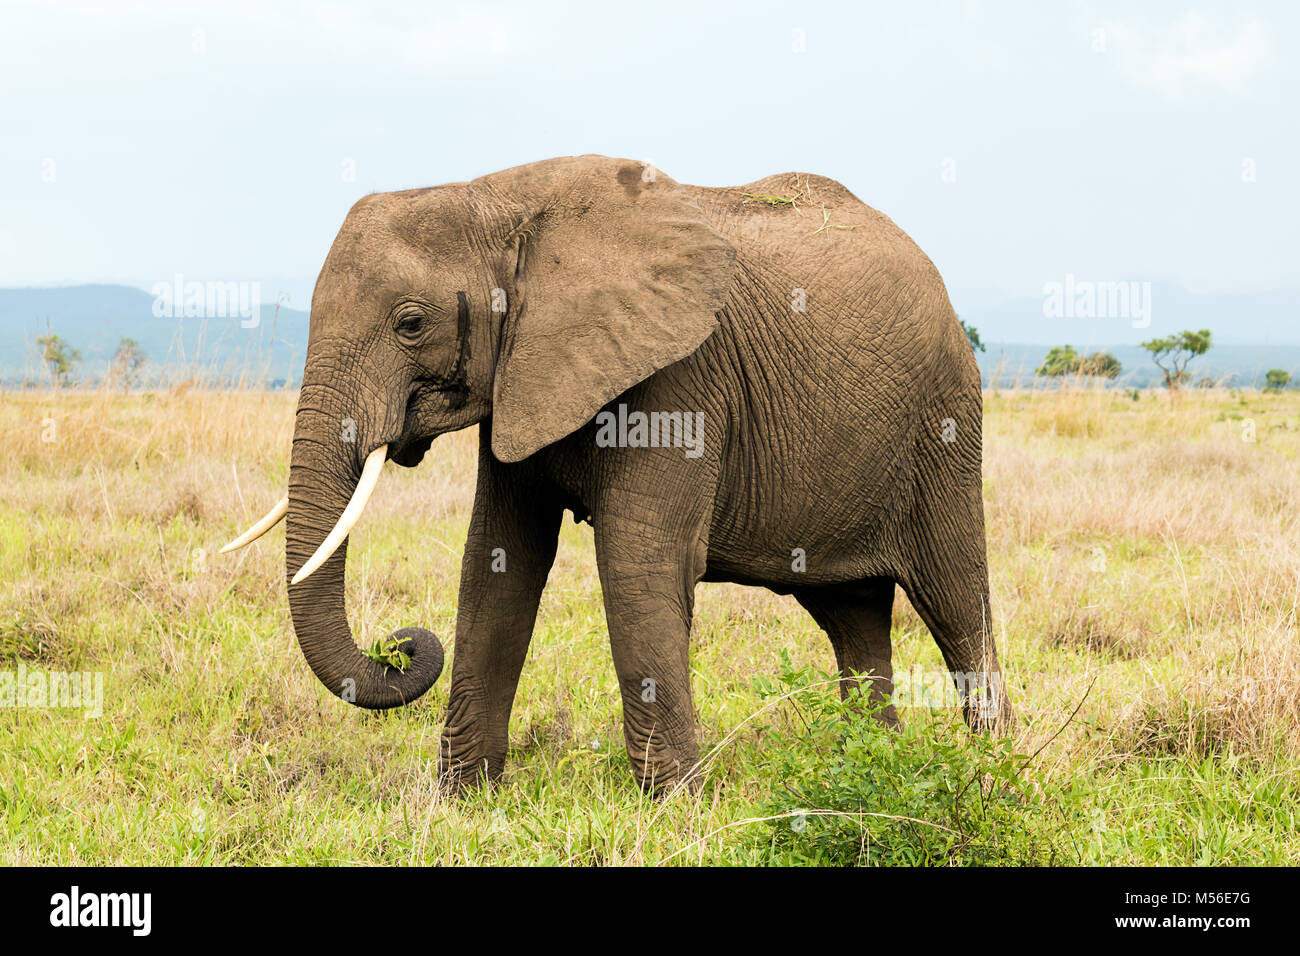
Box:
959, 318, 985, 354
36, 332, 81, 386
110, 337, 148, 389
1141, 329, 1211, 390
1036, 345, 1121, 379
1265, 368, 1292, 391
1036, 345, 1080, 377
1078, 351, 1122, 379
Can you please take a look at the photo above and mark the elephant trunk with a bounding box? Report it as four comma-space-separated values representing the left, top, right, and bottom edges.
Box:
285, 396, 442, 709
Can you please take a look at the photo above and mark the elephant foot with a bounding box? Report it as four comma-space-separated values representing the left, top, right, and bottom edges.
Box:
964, 693, 1015, 735
437, 738, 506, 796
627, 748, 703, 798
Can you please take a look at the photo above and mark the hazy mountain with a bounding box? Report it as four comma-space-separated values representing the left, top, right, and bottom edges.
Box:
951, 280, 1300, 386
952, 281, 1300, 348
1, 284, 309, 385
3, 282, 1298, 389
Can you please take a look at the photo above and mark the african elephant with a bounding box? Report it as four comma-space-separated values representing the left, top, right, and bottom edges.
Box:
224, 154, 1011, 793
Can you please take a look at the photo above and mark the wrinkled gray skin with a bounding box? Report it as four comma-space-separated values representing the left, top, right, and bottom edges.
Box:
286, 154, 1011, 793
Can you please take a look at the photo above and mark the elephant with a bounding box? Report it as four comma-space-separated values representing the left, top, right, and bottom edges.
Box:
223, 154, 1011, 794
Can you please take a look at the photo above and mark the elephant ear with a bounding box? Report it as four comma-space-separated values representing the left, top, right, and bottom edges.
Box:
486, 156, 736, 463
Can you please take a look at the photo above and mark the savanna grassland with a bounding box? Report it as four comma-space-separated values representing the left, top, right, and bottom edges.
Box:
2, 385, 1298, 865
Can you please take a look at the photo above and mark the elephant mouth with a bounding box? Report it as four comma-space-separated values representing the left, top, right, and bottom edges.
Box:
388, 435, 432, 468
392, 376, 469, 468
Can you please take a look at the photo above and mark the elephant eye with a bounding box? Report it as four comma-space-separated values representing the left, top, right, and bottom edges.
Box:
393, 302, 432, 339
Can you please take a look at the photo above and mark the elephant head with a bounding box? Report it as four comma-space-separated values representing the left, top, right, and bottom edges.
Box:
222, 155, 736, 709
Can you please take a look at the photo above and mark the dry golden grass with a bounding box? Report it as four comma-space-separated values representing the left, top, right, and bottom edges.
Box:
1, 382, 1297, 864
984, 388, 1300, 764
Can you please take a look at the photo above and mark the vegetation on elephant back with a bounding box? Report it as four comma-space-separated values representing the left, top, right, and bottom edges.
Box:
2, 385, 1299, 865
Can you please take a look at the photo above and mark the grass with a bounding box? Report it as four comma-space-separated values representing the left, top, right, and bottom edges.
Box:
737, 191, 800, 207
1, 384, 1298, 864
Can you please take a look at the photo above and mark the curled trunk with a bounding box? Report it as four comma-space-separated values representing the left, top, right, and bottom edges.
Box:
285, 401, 442, 709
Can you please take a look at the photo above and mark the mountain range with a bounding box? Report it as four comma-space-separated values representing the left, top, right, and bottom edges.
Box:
952, 280, 1299, 348
1, 284, 309, 386
2, 282, 1297, 389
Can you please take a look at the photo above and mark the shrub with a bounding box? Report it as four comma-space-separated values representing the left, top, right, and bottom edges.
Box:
1036, 345, 1121, 379
753, 655, 1086, 865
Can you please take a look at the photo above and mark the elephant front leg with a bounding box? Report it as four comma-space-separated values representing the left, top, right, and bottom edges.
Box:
439, 444, 562, 790
595, 512, 710, 795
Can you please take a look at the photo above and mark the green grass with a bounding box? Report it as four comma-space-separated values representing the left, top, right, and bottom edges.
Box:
0, 386, 1297, 864
737, 191, 800, 207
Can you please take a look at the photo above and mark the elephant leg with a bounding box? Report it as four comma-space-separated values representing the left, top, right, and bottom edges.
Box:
439, 437, 563, 789
594, 504, 710, 795
900, 454, 1011, 731
794, 577, 899, 726
899, 574, 1009, 730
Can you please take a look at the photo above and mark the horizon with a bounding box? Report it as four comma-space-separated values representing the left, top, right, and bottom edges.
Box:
5, 279, 1297, 390
4, 276, 1298, 350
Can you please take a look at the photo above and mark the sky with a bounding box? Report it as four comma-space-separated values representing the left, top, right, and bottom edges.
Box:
1, 0, 1295, 318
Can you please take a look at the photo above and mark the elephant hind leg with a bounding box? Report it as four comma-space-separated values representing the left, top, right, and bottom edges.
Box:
898, 478, 1012, 731
898, 574, 1010, 731
794, 577, 899, 726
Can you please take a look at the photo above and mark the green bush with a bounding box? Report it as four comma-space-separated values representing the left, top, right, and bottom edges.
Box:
1036, 345, 1122, 379
753, 655, 1086, 865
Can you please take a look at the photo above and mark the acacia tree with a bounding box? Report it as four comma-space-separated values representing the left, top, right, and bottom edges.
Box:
36, 332, 81, 386
1141, 329, 1211, 389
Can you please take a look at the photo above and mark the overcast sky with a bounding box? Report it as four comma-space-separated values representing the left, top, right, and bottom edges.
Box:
2, 0, 1294, 312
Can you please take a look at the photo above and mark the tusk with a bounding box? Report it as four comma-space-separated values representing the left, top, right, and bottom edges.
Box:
291, 444, 388, 586
219, 496, 288, 553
